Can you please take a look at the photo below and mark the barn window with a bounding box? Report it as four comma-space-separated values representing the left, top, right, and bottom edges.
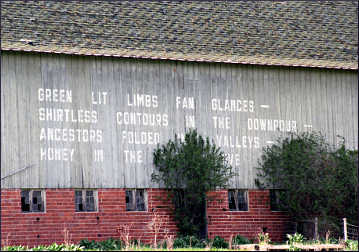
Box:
270, 189, 288, 211
75, 190, 97, 212
21, 190, 45, 212
126, 189, 147, 211
228, 189, 248, 211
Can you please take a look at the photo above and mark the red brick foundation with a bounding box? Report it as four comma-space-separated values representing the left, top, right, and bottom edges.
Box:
207, 190, 292, 242
1, 189, 292, 247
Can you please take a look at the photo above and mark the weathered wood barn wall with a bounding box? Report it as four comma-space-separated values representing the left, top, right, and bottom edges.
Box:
1, 52, 358, 189
1, 0, 357, 246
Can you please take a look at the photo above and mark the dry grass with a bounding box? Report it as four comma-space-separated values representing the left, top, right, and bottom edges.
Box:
164, 229, 174, 250
147, 209, 168, 248
1, 232, 11, 248
117, 223, 133, 250
229, 234, 235, 250
63, 227, 72, 246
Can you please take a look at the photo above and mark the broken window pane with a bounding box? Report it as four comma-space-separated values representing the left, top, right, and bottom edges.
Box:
21, 190, 30, 212
32, 191, 43, 212
75, 191, 83, 212
126, 189, 146, 211
75, 190, 97, 212
228, 189, 248, 211
126, 190, 135, 211
228, 190, 235, 210
173, 189, 185, 208
136, 190, 145, 211
21, 190, 44, 212
237, 190, 248, 211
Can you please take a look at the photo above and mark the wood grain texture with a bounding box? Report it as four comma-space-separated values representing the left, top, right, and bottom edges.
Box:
1, 52, 358, 189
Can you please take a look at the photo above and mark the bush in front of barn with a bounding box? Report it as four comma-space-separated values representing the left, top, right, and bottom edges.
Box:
151, 129, 236, 239
255, 131, 358, 238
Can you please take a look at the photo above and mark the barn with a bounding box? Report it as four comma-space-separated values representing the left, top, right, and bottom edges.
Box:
1, 1, 358, 246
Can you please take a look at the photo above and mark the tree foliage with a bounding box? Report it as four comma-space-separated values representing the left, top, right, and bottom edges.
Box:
151, 129, 235, 238
255, 131, 358, 236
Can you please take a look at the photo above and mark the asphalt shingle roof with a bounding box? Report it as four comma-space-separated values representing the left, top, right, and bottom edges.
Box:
1, 1, 358, 69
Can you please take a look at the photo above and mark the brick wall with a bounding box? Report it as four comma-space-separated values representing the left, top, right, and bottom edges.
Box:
1, 189, 177, 247
1, 189, 291, 247
207, 190, 292, 242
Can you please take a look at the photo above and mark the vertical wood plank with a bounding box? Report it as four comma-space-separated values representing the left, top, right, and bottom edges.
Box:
1, 52, 357, 189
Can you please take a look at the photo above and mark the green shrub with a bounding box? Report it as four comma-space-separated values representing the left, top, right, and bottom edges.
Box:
173, 237, 186, 248
232, 234, 250, 245
63, 244, 84, 251
79, 239, 99, 249
345, 240, 358, 251
173, 235, 206, 248
130, 239, 146, 248
2, 245, 28, 251
287, 233, 305, 244
99, 238, 122, 250
45, 244, 64, 251
256, 132, 358, 238
287, 233, 306, 251
79, 238, 121, 250
152, 129, 235, 238
212, 236, 228, 248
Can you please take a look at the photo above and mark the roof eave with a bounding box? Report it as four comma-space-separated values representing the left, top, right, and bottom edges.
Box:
1, 43, 357, 70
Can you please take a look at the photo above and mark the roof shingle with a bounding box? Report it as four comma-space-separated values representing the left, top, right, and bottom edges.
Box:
1, 1, 358, 69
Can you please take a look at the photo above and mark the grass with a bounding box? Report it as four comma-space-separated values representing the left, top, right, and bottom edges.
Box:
2, 238, 357, 251
1, 247, 241, 251
129, 248, 234, 251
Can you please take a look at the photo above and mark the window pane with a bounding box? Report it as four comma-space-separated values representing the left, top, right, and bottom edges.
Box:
136, 190, 145, 211
75, 191, 82, 203
21, 190, 30, 212
31, 191, 43, 212
173, 189, 185, 208
75, 191, 83, 212
228, 190, 236, 210
237, 190, 248, 211
85, 191, 95, 211
228, 190, 248, 211
126, 190, 134, 211
277, 190, 288, 211
126, 190, 146, 211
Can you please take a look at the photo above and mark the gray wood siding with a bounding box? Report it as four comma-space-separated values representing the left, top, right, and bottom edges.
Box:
1, 52, 358, 189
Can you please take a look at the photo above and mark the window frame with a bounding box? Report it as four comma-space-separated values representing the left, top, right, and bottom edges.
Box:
21, 189, 46, 213
75, 189, 98, 212
125, 189, 148, 212
228, 189, 249, 212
